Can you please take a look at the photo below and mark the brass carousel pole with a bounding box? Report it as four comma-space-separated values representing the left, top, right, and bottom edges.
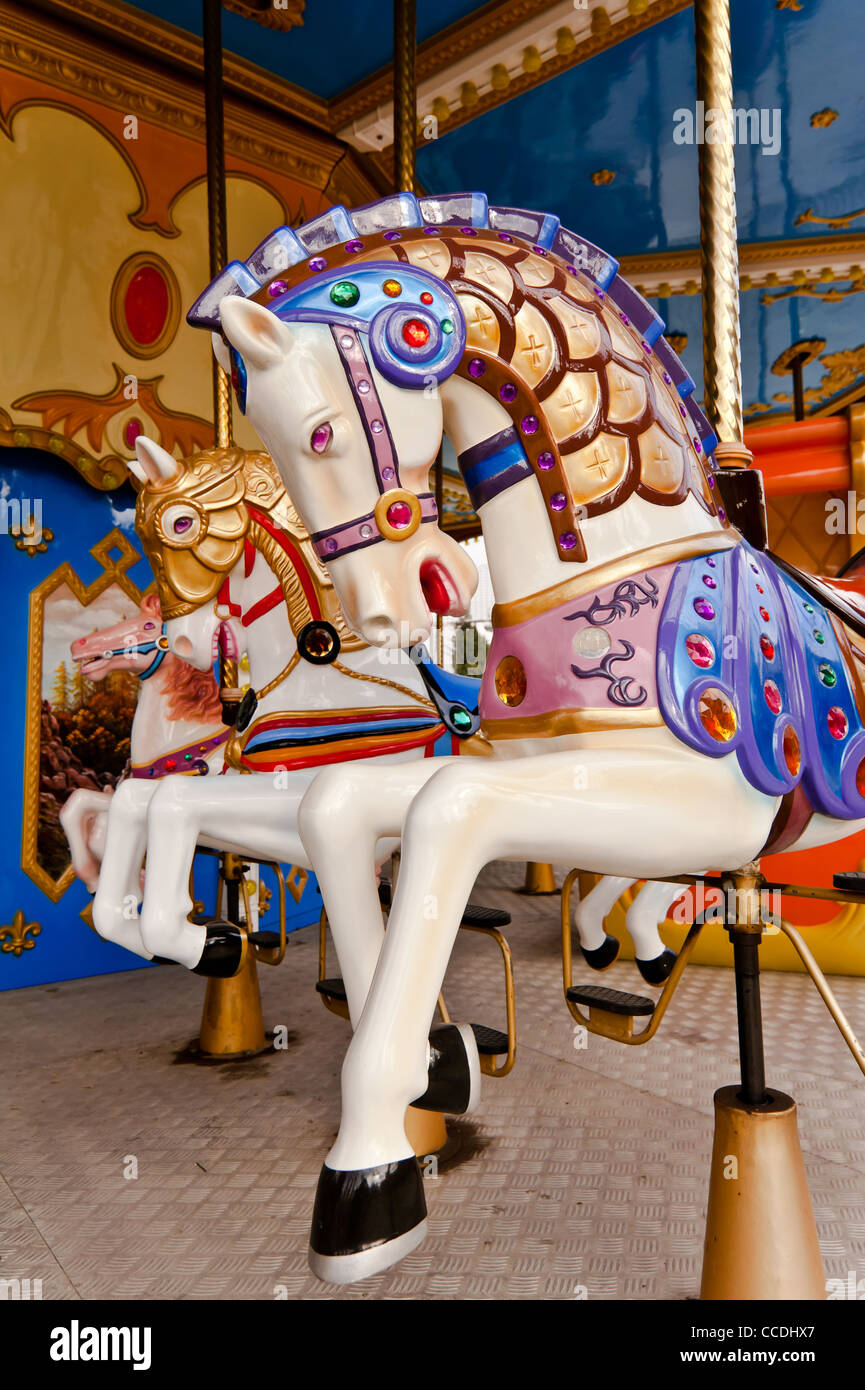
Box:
392, 0, 449, 1158
198, 0, 267, 1059
694, 0, 823, 1299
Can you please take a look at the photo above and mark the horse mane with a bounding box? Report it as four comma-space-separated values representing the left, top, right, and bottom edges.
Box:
140, 590, 223, 725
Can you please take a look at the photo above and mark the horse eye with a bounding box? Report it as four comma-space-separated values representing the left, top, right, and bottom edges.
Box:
173, 516, 193, 534
143, 621, 155, 630
311, 423, 333, 454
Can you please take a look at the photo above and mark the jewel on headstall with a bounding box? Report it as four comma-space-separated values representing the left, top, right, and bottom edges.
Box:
559, 532, 578, 551
760, 634, 775, 660
495, 655, 527, 707
783, 724, 801, 776
268, 280, 287, 297
763, 680, 782, 714
698, 688, 737, 742
538, 451, 554, 469
521, 415, 539, 435
686, 633, 715, 669
551, 493, 567, 511
402, 318, 430, 348
828, 706, 848, 740
330, 281, 360, 307
468, 358, 486, 377
819, 661, 837, 687
345, 240, 364, 254
308, 257, 327, 272
500, 383, 518, 403
386, 500, 412, 529
693, 597, 715, 620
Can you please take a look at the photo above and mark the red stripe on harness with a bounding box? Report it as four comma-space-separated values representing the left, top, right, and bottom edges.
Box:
241, 586, 285, 627
243, 538, 256, 578
216, 577, 242, 617
247, 504, 323, 621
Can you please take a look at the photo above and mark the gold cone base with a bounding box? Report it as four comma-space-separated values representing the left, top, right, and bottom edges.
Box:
198, 954, 270, 1059
403, 1106, 449, 1159
518, 862, 557, 895
701, 1086, 825, 1300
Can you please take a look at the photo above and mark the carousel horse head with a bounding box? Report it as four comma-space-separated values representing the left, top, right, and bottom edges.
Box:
190, 193, 719, 647
71, 590, 169, 680
200, 235, 479, 647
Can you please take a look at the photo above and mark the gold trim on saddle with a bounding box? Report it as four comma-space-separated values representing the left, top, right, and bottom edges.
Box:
481, 707, 665, 740
491, 532, 738, 628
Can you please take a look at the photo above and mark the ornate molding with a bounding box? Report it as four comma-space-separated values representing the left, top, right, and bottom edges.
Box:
332, 0, 693, 153
618, 233, 865, 298
0, 909, 41, 956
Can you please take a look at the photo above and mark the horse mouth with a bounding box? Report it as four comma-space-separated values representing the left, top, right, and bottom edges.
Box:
420, 559, 459, 617
73, 653, 109, 678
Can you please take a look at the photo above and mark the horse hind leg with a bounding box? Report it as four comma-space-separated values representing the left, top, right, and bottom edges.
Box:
624, 878, 691, 984
574, 874, 632, 969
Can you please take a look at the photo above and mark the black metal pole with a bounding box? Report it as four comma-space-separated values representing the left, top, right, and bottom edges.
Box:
731, 932, 767, 1104
203, 0, 230, 445
791, 355, 805, 422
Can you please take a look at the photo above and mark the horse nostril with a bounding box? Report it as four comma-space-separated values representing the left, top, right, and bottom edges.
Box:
173, 636, 193, 659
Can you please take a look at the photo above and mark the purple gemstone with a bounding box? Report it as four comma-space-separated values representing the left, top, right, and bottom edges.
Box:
707, 476, 716, 488
559, 532, 578, 551
703, 575, 717, 589
566, 265, 579, 276
468, 358, 486, 378
551, 493, 566, 511
663, 372, 672, 384
384, 231, 402, 241
532, 245, 548, 256
345, 239, 364, 254
693, 437, 702, 453
593, 287, 606, 299
371, 419, 383, 434
423, 226, 439, 235
268, 280, 287, 297
679, 404, 687, 417
641, 340, 652, 354
620, 312, 630, 325
382, 466, 395, 482
521, 415, 539, 435
357, 379, 370, 394
706, 556, 716, 567
500, 383, 518, 403
325, 537, 338, 553
497, 232, 514, 243
308, 257, 327, 272
750, 562, 759, 573
538, 451, 554, 470
694, 597, 715, 620
718, 508, 727, 522
460, 226, 478, 236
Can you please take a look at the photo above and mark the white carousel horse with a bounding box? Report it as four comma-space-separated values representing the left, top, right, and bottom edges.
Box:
59, 592, 227, 892
197, 191, 865, 1281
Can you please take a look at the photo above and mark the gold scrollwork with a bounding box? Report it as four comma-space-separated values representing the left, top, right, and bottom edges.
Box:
1, 909, 42, 956
23, 528, 146, 902
795, 206, 865, 232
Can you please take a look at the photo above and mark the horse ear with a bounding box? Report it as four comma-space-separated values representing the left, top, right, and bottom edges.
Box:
211, 331, 231, 373
220, 297, 293, 370
134, 437, 181, 485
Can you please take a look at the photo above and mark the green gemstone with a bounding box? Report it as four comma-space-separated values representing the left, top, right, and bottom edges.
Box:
330, 280, 360, 307
814, 630, 825, 644
819, 662, 837, 687
441, 318, 454, 334
451, 706, 472, 730
804, 603, 814, 614
184, 752, 193, 760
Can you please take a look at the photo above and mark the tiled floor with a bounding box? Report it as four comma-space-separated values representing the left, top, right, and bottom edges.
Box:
3, 862, 865, 1300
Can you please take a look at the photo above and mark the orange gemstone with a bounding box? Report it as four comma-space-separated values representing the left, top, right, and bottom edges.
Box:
783, 724, 801, 777
382, 278, 402, 297
495, 655, 527, 707
698, 687, 737, 742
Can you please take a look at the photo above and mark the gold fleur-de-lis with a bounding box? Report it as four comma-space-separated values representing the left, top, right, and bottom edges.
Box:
0, 910, 42, 956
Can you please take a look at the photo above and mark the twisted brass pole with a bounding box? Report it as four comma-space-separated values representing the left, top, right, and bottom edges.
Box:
694, 0, 742, 446
203, 0, 232, 449
393, 0, 416, 194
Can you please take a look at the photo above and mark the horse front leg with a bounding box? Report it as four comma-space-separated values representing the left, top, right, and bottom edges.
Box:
60, 788, 114, 892
91, 779, 155, 959
139, 773, 311, 972
309, 744, 777, 1283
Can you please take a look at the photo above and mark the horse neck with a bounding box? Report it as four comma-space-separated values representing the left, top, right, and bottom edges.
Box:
441, 374, 730, 608
239, 545, 428, 715
129, 666, 219, 763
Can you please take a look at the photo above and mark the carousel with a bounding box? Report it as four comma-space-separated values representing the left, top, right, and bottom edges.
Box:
3, 0, 865, 1309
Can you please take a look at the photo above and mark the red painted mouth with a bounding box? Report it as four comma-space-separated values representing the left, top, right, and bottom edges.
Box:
420, 559, 457, 616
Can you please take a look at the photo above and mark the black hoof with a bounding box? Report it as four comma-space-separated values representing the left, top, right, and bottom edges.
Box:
191, 920, 246, 978
636, 948, 677, 985
412, 1022, 481, 1115
309, 1156, 427, 1283
580, 933, 620, 971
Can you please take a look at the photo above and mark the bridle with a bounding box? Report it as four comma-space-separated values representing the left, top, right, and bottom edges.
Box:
97, 630, 170, 680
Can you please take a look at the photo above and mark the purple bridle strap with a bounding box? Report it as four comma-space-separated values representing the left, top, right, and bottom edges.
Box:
312, 493, 438, 561
308, 324, 438, 561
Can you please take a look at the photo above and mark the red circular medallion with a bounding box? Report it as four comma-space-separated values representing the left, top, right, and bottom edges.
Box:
123, 265, 170, 346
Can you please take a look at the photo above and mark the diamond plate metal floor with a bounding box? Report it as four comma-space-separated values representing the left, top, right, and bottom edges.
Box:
3, 862, 865, 1300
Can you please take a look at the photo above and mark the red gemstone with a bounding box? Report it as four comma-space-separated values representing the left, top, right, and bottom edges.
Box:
857, 757, 865, 797
686, 633, 715, 669
124, 417, 143, 449
760, 607, 770, 622
828, 706, 848, 740
386, 500, 412, 529
420, 291, 433, 304
763, 680, 781, 714
402, 318, 430, 348
760, 634, 775, 660
164, 758, 177, 771
783, 725, 801, 776
124, 264, 170, 345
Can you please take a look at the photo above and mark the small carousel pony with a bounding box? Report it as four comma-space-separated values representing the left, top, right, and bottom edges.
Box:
60, 593, 227, 892
194, 191, 865, 1282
